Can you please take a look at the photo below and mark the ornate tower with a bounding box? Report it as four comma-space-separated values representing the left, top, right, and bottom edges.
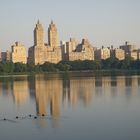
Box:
34, 20, 44, 47
48, 21, 59, 48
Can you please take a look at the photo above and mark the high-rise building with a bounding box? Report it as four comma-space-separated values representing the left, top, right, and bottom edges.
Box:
66, 38, 78, 54
114, 48, 125, 60
34, 20, 44, 47
1, 50, 11, 62
65, 38, 94, 61
11, 42, 27, 64
129, 51, 138, 60
28, 21, 62, 65
28, 21, 45, 65
48, 21, 59, 49
120, 42, 138, 60
120, 42, 136, 53
95, 47, 110, 60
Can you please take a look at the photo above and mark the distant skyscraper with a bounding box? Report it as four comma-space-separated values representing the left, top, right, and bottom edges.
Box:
28, 20, 62, 65
48, 21, 59, 49
34, 20, 44, 47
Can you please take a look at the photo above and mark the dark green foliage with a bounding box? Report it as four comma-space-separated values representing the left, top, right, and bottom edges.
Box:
0, 62, 14, 73
0, 59, 140, 74
14, 62, 27, 72
102, 57, 121, 69
41, 62, 57, 72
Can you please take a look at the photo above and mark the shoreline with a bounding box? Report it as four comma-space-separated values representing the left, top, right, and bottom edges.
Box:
0, 70, 140, 77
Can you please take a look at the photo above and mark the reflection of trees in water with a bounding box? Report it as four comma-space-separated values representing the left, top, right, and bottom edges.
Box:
0, 74, 140, 127
13, 80, 29, 107
30, 75, 62, 128
63, 79, 95, 107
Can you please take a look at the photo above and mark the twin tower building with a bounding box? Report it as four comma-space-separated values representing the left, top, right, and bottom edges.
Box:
28, 20, 61, 65
10, 20, 94, 65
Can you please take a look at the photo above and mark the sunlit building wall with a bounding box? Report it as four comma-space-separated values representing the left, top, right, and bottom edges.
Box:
11, 42, 27, 64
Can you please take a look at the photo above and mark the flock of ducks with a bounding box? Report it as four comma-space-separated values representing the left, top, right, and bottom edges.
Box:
0, 114, 53, 123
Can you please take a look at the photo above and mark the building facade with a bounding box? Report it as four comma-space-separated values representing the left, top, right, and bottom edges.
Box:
1, 50, 11, 62
95, 47, 110, 60
120, 42, 136, 53
28, 21, 61, 65
114, 48, 125, 60
129, 51, 138, 60
64, 38, 94, 61
11, 42, 27, 64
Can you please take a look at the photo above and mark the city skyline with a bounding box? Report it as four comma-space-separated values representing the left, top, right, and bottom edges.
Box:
1, 20, 139, 64
0, 0, 140, 51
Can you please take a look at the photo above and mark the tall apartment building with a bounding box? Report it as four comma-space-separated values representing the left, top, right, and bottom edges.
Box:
64, 38, 94, 61
95, 47, 110, 60
113, 48, 125, 60
120, 42, 136, 53
11, 42, 27, 64
1, 50, 11, 62
120, 42, 138, 60
28, 20, 61, 65
129, 51, 138, 60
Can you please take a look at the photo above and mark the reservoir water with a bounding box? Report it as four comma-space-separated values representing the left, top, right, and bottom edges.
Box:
0, 73, 140, 140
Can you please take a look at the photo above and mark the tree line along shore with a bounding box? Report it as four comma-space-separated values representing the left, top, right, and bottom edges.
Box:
0, 56, 140, 75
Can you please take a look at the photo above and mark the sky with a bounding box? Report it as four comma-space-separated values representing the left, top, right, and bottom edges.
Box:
0, 0, 140, 51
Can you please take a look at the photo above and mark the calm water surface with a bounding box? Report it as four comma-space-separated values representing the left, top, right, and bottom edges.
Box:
0, 73, 140, 140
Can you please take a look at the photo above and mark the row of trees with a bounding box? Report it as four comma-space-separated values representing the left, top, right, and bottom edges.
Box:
0, 57, 140, 74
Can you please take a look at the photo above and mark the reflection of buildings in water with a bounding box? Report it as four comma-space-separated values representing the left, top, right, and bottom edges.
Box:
110, 77, 117, 87
131, 76, 139, 95
32, 75, 62, 128
95, 76, 112, 87
0, 82, 2, 95
34, 77, 48, 128
131, 76, 138, 87
62, 80, 70, 108
95, 77, 102, 87
13, 80, 29, 106
50, 91, 61, 128
95, 77, 111, 97
103, 77, 112, 96
94, 76, 140, 97
78, 79, 95, 106
1, 75, 140, 128
115, 76, 139, 97
28, 76, 36, 99
138, 77, 140, 85
123, 76, 138, 97
63, 79, 95, 107
0, 81, 12, 96
35, 79, 48, 116
116, 76, 125, 87
50, 86, 61, 118
115, 76, 125, 96
125, 76, 132, 87
95, 77, 103, 97
102, 77, 111, 87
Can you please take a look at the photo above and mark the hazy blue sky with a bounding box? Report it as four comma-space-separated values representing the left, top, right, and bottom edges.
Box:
0, 0, 140, 51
